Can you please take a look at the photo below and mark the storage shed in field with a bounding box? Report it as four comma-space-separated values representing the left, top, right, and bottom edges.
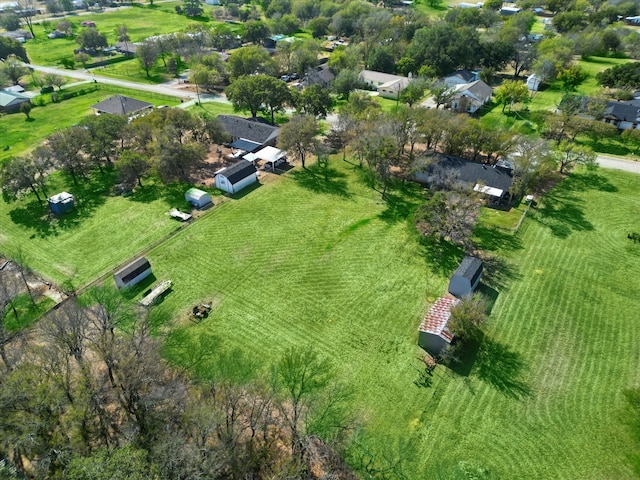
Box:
215, 160, 258, 194
448, 256, 483, 298
185, 188, 212, 209
48, 192, 74, 215
113, 257, 152, 289
418, 296, 460, 357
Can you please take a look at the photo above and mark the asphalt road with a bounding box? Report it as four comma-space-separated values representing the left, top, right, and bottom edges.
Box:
28, 63, 198, 99
596, 154, 640, 174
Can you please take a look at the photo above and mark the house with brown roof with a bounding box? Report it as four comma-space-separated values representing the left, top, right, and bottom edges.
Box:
418, 296, 460, 357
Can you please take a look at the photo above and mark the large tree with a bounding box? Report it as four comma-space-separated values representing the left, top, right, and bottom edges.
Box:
0, 37, 29, 62
227, 45, 276, 78
226, 74, 291, 120
494, 79, 530, 113
136, 41, 159, 77
277, 114, 319, 168
553, 141, 596, 174
115, 150, 150, 187
0, 56, 29, 85
76, 29, 108, 50
415, 190, 480, 249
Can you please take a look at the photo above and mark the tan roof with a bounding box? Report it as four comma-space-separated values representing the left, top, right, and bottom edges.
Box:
418, 296, 459, 343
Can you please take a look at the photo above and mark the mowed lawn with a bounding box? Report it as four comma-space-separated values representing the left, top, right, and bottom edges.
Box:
416, 168, 640, 478
0, 85, 180, 162
26, 5, 208, 65
143, 161, 640, 478
0, 174, 192, 286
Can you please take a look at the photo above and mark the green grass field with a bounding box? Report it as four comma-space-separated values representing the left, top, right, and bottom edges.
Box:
0, 84, 180, 162
0, 171, 196, 286
103, 159, 639, 479
26, 4, 211, 66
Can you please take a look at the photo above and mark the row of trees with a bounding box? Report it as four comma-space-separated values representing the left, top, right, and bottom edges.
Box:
0, 284, 355, 478
1, 109, 228, 205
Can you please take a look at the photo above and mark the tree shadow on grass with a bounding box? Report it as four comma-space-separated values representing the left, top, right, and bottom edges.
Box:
378, 181, 425, 224
291, 163, 351, 198
473, 334, 532, 400
7, 171, 113, 238
419, 236, 462, 275
561, 171, 618, 193
473, 224, 523, 252
128, 181, 193, 210
479, 254, 523, 294
532, 194, 593, 239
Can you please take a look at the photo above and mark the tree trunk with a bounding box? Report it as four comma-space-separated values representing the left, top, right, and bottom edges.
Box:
30, 184, 42, 204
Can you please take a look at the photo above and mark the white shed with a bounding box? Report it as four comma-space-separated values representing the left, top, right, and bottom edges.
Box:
526, 74, 542, 91
215, 160, 258, 194
418, 296, 460, 357
113, 257, 152, 289
185, 188, 212, 209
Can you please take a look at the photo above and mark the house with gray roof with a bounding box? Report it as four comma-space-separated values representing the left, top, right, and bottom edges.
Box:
0, 89, 31, 113
413, 154, 514, 205
450, 80, 492, 113
602, 99, 640, 130
217, 115, 279, 148
443, 69, 479, 88
91, 95, 153, 116
215, 160, 259, 194
448, 256, 483, 298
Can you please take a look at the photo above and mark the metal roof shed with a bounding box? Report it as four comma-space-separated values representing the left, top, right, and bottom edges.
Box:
185, 188, 212, 209
113, 257, 152, 289
448, 256, 483, 298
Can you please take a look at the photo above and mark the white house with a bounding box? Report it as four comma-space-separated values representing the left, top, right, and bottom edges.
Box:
359, 70, 413, 99
450, 80, 492, 113
215, 160, 259, 194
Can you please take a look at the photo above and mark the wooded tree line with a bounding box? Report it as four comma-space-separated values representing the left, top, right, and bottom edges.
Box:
0, 109, 229, 205
0, 284, 356, 479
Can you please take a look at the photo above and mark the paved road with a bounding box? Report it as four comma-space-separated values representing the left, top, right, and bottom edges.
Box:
29, 63, 198, 99
596, 154, 640, 174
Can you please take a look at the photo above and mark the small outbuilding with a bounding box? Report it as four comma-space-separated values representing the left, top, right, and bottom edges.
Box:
48, 192, 74, 215
418, 296, 460, 357
448, 256, 483, 298
185, 188, 212, 209
215, 160, 258, 194
113, 257, 152, 289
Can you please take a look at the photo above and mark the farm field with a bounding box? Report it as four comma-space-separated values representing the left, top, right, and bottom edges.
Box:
131, 159, 640, 478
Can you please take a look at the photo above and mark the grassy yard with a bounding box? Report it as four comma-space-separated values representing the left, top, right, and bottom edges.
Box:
480, 56, 638, 156
25, 4, 211, 66
0, 84, 180, 162
110, 158, 640, 478
0, 170, 199, 286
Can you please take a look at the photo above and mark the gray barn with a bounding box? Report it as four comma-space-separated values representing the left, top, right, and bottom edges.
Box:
113, 257, 152, 289
448, 256, 483, 298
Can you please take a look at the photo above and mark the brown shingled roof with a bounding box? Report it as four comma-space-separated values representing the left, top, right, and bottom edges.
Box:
419, 296, 459, 343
